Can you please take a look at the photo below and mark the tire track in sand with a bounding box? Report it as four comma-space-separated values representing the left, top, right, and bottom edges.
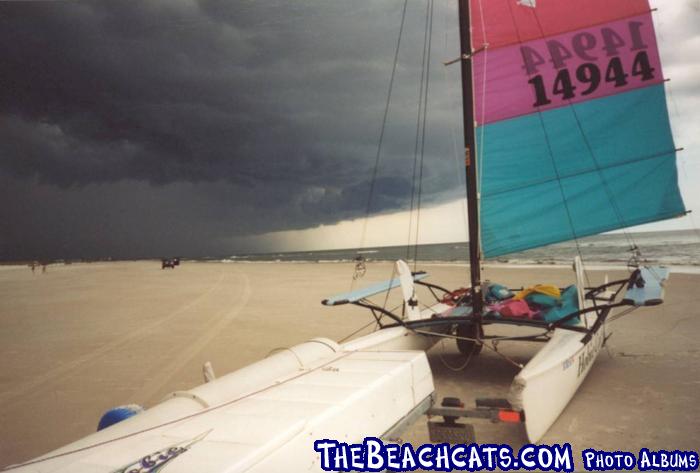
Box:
127, 269, 252, 405
0, 269, 227, 406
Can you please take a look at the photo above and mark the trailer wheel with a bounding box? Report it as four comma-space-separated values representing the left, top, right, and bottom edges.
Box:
456, 323, 483, 356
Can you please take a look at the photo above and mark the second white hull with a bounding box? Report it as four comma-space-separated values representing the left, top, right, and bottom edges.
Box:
508, 321, 607, 442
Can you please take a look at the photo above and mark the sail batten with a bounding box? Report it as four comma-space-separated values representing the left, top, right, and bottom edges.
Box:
472, 0, 686, 258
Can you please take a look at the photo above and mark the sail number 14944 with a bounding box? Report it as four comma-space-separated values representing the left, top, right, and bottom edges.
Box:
522, 20, 657, 108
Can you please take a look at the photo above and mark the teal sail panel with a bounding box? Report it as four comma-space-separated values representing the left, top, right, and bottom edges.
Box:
478, 85, 685, 258
470, 5, 686, 258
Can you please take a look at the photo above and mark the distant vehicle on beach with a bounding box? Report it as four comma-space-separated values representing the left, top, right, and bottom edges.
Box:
161, 259, 175, 269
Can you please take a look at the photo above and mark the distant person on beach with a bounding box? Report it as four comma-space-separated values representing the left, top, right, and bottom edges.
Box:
42, 263, 47, 274
30, 262, 35, 274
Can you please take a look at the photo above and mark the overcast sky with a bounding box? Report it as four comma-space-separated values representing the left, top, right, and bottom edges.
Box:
0, 0, 698, 260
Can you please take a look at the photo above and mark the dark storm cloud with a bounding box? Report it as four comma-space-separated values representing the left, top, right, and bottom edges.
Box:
0, 0, 465, 259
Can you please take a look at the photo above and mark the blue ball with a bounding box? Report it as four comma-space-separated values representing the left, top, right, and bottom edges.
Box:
97, 404, 144, 431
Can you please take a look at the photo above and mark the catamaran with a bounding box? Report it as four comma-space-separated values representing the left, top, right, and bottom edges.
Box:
4, 0, 686, 471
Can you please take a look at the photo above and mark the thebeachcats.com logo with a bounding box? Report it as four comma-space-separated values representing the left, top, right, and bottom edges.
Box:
313, 438, 700, 472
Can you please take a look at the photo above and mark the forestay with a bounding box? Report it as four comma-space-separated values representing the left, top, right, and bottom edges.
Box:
470, 0, 686, 257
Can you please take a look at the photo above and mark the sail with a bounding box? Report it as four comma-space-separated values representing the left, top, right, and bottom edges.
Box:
470, 0, 686, 258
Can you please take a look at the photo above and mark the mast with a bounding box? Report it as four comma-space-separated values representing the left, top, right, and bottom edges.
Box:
457, 0, 483, 314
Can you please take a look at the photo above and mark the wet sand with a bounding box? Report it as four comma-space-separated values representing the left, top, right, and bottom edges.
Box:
0, 261, 698, 468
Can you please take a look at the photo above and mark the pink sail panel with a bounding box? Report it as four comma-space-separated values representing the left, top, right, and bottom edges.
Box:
470, 0, 651, 51
473, 13, 664, 126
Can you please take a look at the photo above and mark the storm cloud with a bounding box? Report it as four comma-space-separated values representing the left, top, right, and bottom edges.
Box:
1, 0, 697, 260
0, 0, 469, 259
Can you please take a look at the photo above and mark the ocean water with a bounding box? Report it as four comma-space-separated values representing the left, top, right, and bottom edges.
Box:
222, 230, 700, 268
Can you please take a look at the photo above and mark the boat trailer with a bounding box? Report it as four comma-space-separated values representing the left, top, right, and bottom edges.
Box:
383, 394, 524, 444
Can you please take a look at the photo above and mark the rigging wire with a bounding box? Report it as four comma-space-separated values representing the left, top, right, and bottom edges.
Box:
406, 0, 434, 262
412, 0, 436, 269
357, 0, 409, 260
338, 319, 377, 343
502, 1, 591, 285
380, 265, 398, 313
441, 0, 470, 257
412, 328, 526, 369
5, 350, 358, 469
475, 0, 489, 276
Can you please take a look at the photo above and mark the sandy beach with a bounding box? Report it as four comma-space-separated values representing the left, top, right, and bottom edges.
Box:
0, 261, 698, 468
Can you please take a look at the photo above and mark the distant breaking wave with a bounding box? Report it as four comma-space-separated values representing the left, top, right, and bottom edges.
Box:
215, 230, 700, 268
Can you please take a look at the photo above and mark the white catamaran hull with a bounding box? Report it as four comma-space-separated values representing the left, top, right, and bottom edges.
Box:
5, 261, 669, 470
6, 327, 439, 473
508, 321, 606, 442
